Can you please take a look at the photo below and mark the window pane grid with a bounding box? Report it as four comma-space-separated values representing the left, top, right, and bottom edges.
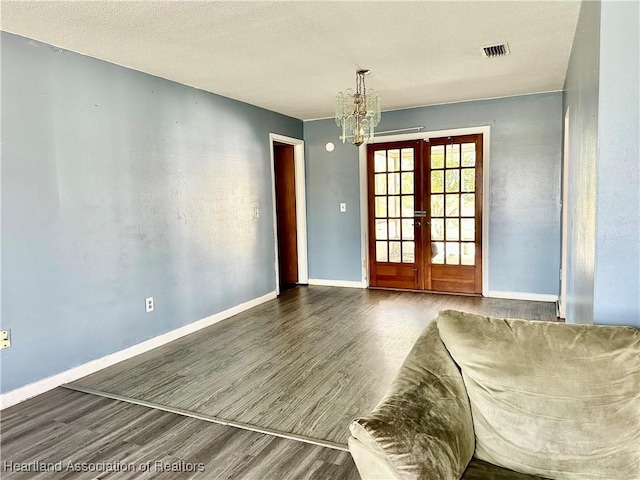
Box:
374, 140, 478, 269
429, 141, 476, 266
373, 146, 416, 265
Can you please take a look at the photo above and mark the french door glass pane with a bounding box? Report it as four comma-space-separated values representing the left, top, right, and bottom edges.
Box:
375, 197, 387, 217
431, 146, 445, 168
431, 218, 444, 241
388, 196, 400, 217
461, 168, 475, 192
375, 219, 388, 240
375, 174, 387, 195
445, 242, 460, 265
401, 173, 414, 194
446, 219, 460, 241
388, 219, 401, 240
461, 143, 476, 166
432, 242, 444, 264
375, 151, 387, 172
401, 196, 414, 217
389, 242, 401, 263
445, 170, 460, 192
431, 195, 444, 217
402, 219, 415, 240
376, 241, 388, 262
446, 144, 460, 168
461, 218, 475, 241
388, 150, 400, 172
388, 173, 400, 195
461, 242, 475, 265
445, 194, 460, 216
401, 149, 414, 171
431, 171, 444, 193
402, 242, 415, 263
461, 193, 475, 217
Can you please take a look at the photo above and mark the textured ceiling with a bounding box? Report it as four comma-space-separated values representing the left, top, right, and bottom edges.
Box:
1, 1, 581, 120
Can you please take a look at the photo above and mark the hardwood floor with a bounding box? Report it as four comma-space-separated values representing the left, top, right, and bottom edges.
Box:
0, 388, 360, 480
70, 286, 557, 447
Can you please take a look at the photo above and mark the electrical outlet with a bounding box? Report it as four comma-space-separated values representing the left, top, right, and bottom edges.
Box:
340, 202, 347, 213
1, 330, 11, 349
254, 207, 260, 219
145, 297, 154, 313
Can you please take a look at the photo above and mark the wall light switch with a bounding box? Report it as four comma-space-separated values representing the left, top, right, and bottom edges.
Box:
1, 330, 11, 349
145, 297, 154, 313
340, 202, 347, 213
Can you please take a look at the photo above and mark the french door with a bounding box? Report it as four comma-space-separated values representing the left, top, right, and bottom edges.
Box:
367, 141, 424, 289
367, 135, 483, 294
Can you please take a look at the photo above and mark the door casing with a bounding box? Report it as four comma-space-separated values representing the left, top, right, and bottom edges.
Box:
358, 126, 491, 295
559, 108, 570, 318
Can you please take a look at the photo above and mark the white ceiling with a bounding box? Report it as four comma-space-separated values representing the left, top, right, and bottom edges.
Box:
1, 1, 581, 120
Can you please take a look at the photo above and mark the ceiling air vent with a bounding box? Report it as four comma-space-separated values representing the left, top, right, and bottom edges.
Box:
481, 43, 510, 58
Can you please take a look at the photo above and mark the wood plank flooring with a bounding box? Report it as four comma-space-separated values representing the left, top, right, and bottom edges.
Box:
0, 388, 360, 480
70, 286, 557, 447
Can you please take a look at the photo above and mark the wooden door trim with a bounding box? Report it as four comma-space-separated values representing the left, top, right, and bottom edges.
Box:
359, 126, 491, 294
269, 133, 308, 295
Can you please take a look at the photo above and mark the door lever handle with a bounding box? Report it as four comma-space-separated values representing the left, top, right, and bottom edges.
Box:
412, 222, 421, 227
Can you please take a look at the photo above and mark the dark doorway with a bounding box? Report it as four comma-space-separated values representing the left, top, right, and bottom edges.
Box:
274, 142, 298, 292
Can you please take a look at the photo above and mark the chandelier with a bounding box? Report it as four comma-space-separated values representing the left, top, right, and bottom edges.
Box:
335, 69, 381, 146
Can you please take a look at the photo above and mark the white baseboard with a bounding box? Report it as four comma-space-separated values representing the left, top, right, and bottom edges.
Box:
486, 290, 558, 303
307, 279, 366, 289
0, 291, 277, 410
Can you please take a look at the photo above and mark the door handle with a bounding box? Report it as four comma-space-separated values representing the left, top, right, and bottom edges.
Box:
412, 222, 421, 227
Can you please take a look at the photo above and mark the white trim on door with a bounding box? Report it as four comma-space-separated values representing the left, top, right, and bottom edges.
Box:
269, 134, 309, 295
358, 126, 491, 295
559, 108, 570, 318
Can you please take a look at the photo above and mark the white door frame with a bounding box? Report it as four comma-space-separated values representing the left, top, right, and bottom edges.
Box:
269, 133, 309, 295
559, 108, 570, 318
358, 126, 491, 295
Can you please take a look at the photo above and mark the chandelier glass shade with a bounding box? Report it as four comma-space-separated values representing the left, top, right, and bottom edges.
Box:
335, 69, 381, 146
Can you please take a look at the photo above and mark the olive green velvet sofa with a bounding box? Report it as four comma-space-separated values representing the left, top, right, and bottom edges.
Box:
349, 310, 640, 480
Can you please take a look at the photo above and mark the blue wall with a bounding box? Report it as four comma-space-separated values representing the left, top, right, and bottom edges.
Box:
593, 0, 639, 328
562, 0, 600, 324
305, 93, 563, 295
1, 32, 302, 393
562, 0, 639, 328
304, 121, 364, 282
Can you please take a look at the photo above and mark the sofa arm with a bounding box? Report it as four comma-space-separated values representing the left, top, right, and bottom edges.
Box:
349, 320, 475, 480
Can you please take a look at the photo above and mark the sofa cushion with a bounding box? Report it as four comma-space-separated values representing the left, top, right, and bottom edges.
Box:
350, 321, 475, 479
436, 310, 640, 479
